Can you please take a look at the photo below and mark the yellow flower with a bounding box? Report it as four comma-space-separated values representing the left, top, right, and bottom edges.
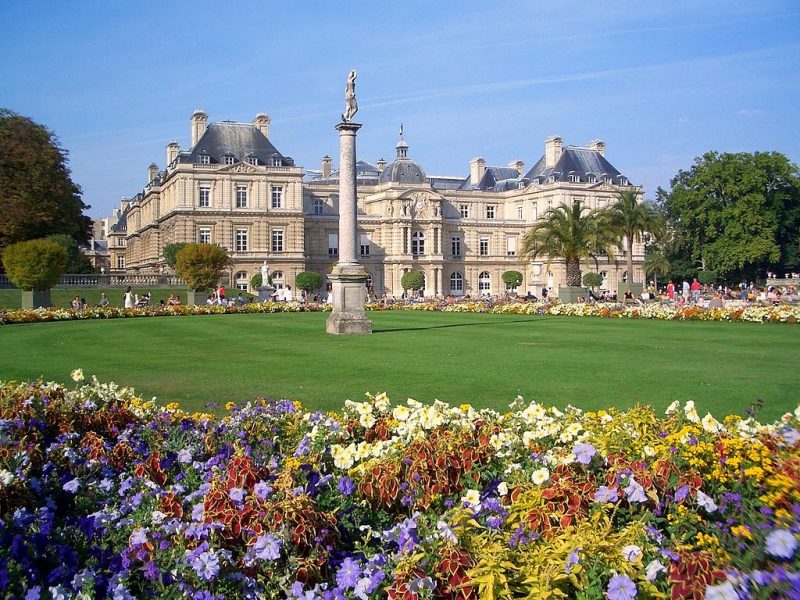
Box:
165, 402, 180, 411
225, 402, 236, 411
70, 369, 85, 382
731, 525, 752, 540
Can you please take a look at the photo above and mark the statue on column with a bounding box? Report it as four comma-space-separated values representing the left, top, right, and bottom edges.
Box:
343, 69, 358, 122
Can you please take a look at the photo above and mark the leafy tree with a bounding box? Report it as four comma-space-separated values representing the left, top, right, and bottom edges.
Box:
174, 244, 229, 291
582, 272, 604, 289
643, 245, 670, 289
401, 270, 425, 291
1, 238, 67, 290
603, 190, 660, 284
697, 270, 718, 286
657, 151, 800, 281
45, 234, 92, 273
295, 271, 323, 292
502, 271, 523, 290
0, 109, 91, 249
521, 200, 617, 287
250, 273, 263, 290
163, 243, 189, 269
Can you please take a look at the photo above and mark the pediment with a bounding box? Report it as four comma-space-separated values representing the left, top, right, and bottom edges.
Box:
217, 162, 261, 174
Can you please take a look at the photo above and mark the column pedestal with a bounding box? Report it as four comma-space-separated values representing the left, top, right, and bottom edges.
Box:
326, 263, 372, 334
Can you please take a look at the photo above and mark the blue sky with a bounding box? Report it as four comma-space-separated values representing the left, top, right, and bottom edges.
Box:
1, 1, 798, 218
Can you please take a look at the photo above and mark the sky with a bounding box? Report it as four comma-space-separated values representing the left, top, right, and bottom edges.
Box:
1, 1, 799, 219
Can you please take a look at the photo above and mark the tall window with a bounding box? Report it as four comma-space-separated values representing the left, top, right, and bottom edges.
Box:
235, 228, 248, 252
272, 229, 284, 252
532, 202, 538, 220
486, 205, 496, 219
198, 227, 211, 244
507, 236, 517, 256
236, 186, 247, 208
117, 256, 125, 270
517, 206, 523, 220
450, 272, 464, 294
328, 233, 338, 257
234, 271, 249, 291
272, 186, 284, 209
313, 198, 324, 215
479, 236, 489, 256
451, 236, 462, 257
459, 204, 469, 218
272, 271, 284, 289
360, 234, 370, 257
411, 231, 425, 256
479, 271, 491, 293
547, 199, 553, 211
198, 186, 211, 207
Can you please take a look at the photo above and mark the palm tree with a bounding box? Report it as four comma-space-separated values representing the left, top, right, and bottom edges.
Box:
643, 246, 670, 290
521, 200, 617, 287
603, 190, 660, 284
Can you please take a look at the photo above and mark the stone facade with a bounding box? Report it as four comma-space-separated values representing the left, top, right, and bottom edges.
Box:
108, 112, 645, 298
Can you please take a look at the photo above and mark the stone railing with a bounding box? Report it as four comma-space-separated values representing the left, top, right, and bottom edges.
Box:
0, 274, 184, 289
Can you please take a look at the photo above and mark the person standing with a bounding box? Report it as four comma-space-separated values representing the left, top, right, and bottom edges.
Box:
124, 286, 134, 309
690, 278, 702, 303
283, 285, 294, 302
667, 280, 675, 302
682, 280, 690, 302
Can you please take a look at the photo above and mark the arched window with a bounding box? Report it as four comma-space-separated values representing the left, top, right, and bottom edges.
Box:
234, 271, 249, 291
272, 270, 284, 289
622, 271, 628, 283
478, 271, 491, 294
411, 231, 425, 255
450, 272, 464, 295
600, 271, 608, 289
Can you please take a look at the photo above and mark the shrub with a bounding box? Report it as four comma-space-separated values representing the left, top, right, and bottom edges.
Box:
502, 270, 523, 289
174, 243, 229, 291
45, 234, 92, 273
295, 271, 323, 292
583, 272, 604, 288
697, 270, 718, 286
163, 242, 189, 269
401, 270, 425, 291
250, 273, 263, 290
1, 238, 67, 290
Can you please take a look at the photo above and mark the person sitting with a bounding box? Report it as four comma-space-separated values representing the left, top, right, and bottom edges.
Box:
71, 296, 81, 310
96, 293, 110, 307
623, 288, 634, 306
167, 294, 181, 306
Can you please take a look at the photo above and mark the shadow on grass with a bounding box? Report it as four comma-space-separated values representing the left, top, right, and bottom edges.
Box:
373, 318, 539, 333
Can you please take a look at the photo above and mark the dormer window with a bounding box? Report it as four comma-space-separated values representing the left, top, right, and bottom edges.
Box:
531, 178, 540, 185
245, 156, 258, 166
547, 175, 555, 184
271, 158, 282, 167
569, 174, 580, 183
198, 154, 211, 165
587, 174, 597, 184
618, 177, 628, 185
223, 155, 236, 165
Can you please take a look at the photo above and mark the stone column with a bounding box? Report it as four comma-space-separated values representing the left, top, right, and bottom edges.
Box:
326, 121, 372, 334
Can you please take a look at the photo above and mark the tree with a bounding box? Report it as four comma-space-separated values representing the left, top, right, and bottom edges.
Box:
643, 245, 670, 289
401, 270, 425, 292
0, 109, 91, 249
603, 190, 660, 284
697, 270, 718, 286
502, 271, 523, 291
46, 234, 92, 273
250, 273, 263, 290
521, 200, 617, 287
582, 272, 604, 289
295, 271, 323, 292
163, 243, 189, 269
657, 151, 800, 281
1, 238, 67, 290
174, 244, 229, 291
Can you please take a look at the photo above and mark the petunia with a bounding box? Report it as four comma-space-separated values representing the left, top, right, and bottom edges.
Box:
573, 442, 596, 465
531, 468, 550, 485
129, 527, 148, 546
594, 485, 618, 503
336, 557, 361, 589
623, 477, 647, 503
765, 529, 798, 560
622, 544, 642, 563
607, 573, 637, 600
63, 479, 80, 494
645, 560, 666, 581
253, 533, 281, 561
696, 490, 718, 513
704, 580, 738, 600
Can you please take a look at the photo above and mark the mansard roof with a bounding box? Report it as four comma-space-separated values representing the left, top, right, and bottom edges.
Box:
306, 160, 381, 185
524, 146, 625, 183
470, 166, 521, 190
180, 122, 294, 166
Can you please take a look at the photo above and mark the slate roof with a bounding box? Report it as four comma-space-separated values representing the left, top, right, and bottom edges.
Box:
179, 122, 294, 166
306, 161, 381, 185
523, 147, 628, 184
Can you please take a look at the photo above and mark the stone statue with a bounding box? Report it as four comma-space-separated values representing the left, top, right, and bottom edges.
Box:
343, 69, 358, 122
260, 261, 270, 285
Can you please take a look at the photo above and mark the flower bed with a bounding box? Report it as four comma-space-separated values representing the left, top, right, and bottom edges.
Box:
0, 374, 797, 598
2, 299, 799, 325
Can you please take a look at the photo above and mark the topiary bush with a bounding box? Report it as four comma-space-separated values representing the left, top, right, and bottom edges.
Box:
1, 238, 67, 290
250, 273, 263, 290
295, 271, 323, 292
583, 272, 604, 289
174, 243, 229, 291
502, 270, 523, 290
401, 270, 425, 291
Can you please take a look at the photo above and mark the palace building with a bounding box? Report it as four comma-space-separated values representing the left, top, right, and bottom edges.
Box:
108, 111, 644, 298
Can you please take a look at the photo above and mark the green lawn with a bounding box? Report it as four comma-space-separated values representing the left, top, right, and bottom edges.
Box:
0, 311, 797, 420
0, 288, 189, 309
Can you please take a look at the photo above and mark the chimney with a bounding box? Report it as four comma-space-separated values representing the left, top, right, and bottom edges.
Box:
544, 136, 563, 169
253, 113, 271, 138
147, 163, 159, 184
376, 157, 387, 171
191, 109, 208, 147
166, 141, 180, 166
469, 157, 486, 186
321, 155, 332, 178
587, 139, 606, 156
508, 160, 525, 175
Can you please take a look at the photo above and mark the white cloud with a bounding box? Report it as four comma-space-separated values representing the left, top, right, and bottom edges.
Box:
738, 109, 764, 116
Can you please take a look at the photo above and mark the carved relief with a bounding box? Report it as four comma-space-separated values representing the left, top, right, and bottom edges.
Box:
220, 163, 260, 174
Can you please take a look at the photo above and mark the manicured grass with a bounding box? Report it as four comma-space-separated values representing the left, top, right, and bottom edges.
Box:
0, 311, 797, 420
0, 288, 190, 309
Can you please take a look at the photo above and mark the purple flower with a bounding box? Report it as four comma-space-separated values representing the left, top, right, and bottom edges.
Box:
765, 529, 798, 560
674, 485, 689, 502
336, 557, 361, 589
143, 561, 160, 580
253, 533, 281, 561
190, 549, 220, 581
607, 573, 637, 600
565, 547, 581, 574
24, 587, 41, 600
177, 448, 193, 463
337, 477, 355, 496
254, 481, 272, 500
63, 479, 80, 493
229, 487, 245, 503
623, 477, 647, 503
594, 485, 619, 503
573, 442, 596, 465
130, 528, 148, 546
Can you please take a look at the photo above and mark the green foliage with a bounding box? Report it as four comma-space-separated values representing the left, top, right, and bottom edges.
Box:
582, 272, 604, 288
401, 270, 425, 291
501, 271, 523, 289
1, 238, 67, 290
250, 273, 263, 290
163, 243, 189, 269
602, 190, 661, 284
0, 109, 91, 248
697, 270, 717, 285
174, 243, 229, 291
521, 200, 618, 286
295, 271, 323, 292
657, 151, 800, 280
45, 234, 92, 273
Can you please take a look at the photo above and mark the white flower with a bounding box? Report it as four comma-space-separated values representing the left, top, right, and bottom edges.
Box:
359, 412, 376, 429
684, 401, 700, 423
645, 560, 666, 581
566, 423, 581, 437
665, 400, 680, 415
70, 369, 85, 382
531, 467, 550, 485
622, 544, 642, 563
702, 413, 723, 433
461, 489, 481, 508
696, 490, 718, 513
600, 413, 613, 424
497, 482, 508, 496
392, 406, 410, 422
704, 580, 738, 600
0, 470, 13, 487
643, 445, 656, 457
374, 392, 390, 413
